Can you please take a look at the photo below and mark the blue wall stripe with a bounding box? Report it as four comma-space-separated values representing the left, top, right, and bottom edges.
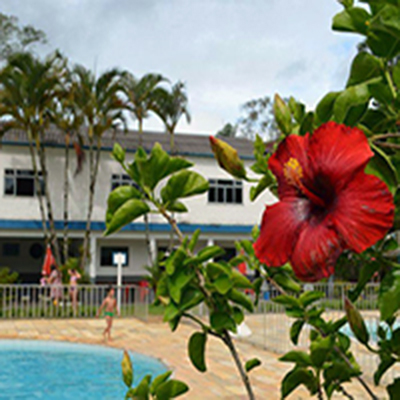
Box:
0, 219, 254, 234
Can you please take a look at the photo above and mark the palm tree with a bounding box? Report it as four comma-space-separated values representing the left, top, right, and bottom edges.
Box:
0, 51, 62, 265
51, 61, 85, 263
72, 65, 125, 270
121, 72, 166, 263
152, 81, 190, 154
122, 72, 165, 145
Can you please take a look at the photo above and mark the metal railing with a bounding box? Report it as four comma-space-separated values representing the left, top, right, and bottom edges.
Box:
0, 284, 151, 320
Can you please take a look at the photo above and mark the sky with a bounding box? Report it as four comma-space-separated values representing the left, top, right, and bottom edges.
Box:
1, 0, 360, 135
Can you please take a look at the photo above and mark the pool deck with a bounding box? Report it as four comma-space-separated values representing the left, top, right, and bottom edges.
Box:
0, 318, 388, 399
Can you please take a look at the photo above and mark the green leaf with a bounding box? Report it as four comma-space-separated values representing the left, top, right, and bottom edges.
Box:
197, 246, 225, 263
188, 332, 207, 372
272, 271, 301, 293
231, 269, 253, 289
290, 320, 304, 345
347, 52, 382, 87
206, 262, 230, 280
150, 371, 173, 395
133, 143, 193, 190
161, 170, 209, 203
134, 374, 151, 400
121, 350, 133, 388
393, 63, 400, 88
299, 291, 325, 308
107, 185, 142, 216
213, 275, 233, 295
333, 80, 373, 123
348, 260, 380, 302
299, 112, 314, 136
210, 311, 236, 331
166, 201, 188, 213
232, 306, 244, 325
188, 229, 201, 252
374, 356, 396, 385
281, 367, 317, 399
105, 199, 150, 235
288, 97, 305, 123
273, 295, 301, 308
245, 358, 262, 373
365, 143, 398, 195
279, 351, 312, 367
332, 7, 371, 34
315, 91, 341, 124
379, 269, 400, 321
250, 172, 274, 201
228, 289, 254, 312
163, 302, 180, 322
388, 378, 400, 400
310, 337, 333, 368
112, 142, 126, 163
155, 379, 189, 400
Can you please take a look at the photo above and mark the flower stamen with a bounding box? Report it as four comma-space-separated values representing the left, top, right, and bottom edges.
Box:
284, 157, 325, 207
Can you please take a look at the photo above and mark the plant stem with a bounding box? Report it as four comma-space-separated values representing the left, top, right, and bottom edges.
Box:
371, 132, 400, 141
333, 345, 378, 400
375, 141, 400, 150
223, 331, 256, 400
158, 205, 256, 400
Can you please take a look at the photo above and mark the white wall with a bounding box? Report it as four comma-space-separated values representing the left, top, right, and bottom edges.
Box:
0, 144, 276, 227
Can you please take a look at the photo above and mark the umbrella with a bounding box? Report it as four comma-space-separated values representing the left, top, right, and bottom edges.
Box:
42, 245, 55, 276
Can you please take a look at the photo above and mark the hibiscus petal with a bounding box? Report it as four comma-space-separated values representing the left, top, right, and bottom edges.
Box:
309, 122, 373, 191
333, 172, 394, 253
254, 199, 309, 267
268, 134, 311, 198
290, 221, 342, 282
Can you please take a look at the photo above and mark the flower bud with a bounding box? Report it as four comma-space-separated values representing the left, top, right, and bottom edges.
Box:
121, 350, 133, 388
344, 297, 369, 345
274, 94, 292, 135
209, 136, 247, 179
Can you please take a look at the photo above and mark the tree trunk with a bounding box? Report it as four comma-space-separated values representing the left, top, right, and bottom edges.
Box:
63, 133, 70, 263
37, 132, 61, 266
81, 134, 101, 270
27, 128, 49, 244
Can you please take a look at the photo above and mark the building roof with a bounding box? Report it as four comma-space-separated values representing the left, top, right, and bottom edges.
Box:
1, 128, 256, 159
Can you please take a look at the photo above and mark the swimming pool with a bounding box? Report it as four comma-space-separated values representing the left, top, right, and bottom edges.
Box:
341, 320, 400, 343
0, 340, 167, 399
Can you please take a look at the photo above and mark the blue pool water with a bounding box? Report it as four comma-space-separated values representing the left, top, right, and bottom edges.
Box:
0, 340, 167, 400
341, 320, 400, 343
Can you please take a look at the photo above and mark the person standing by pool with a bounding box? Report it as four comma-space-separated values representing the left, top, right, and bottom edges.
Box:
68, 269, 81, 315
48, 265, 62, 307
96, 287, 119, 342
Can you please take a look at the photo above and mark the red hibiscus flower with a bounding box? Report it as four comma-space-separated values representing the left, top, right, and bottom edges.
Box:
254, 122, 394, 282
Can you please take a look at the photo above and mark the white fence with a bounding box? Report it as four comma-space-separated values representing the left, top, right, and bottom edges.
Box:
0, 284, 151, 320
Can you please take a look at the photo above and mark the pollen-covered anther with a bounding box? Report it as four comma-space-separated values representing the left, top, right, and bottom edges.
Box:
284, 157, 303, 186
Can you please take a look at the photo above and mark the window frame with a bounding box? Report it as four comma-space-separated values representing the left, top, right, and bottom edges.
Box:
208, 179, 243, 205
4, 169, 44, 197
100, 246, 129, 267
110, 173, 138, 191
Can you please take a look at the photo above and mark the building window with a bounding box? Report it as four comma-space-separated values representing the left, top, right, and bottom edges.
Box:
100, 246, 129, 267
2, 243, 20, 257
4, 169, 44, 197
111, 174, 138, 191
208, 179, 243, 204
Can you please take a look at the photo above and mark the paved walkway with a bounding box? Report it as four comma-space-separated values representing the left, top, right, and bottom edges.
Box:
0, 318, 387, 399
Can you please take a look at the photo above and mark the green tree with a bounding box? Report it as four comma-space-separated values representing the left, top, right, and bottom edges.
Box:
0, 13, 46, 61
0, 51, 63, 265
72, 65, 125, 270
121, 72, 166, 262
52, 58, 85, 262
152, 81, 191, 153
216, 122, 237, 138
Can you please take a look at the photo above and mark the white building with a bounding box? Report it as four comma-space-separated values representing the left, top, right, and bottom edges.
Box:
0, 129, 275, 283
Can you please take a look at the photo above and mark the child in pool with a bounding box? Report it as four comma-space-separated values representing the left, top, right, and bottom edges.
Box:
97, 286, 119, 342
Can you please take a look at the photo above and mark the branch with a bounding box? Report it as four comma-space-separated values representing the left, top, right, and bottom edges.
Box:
374, 141, 400, 150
